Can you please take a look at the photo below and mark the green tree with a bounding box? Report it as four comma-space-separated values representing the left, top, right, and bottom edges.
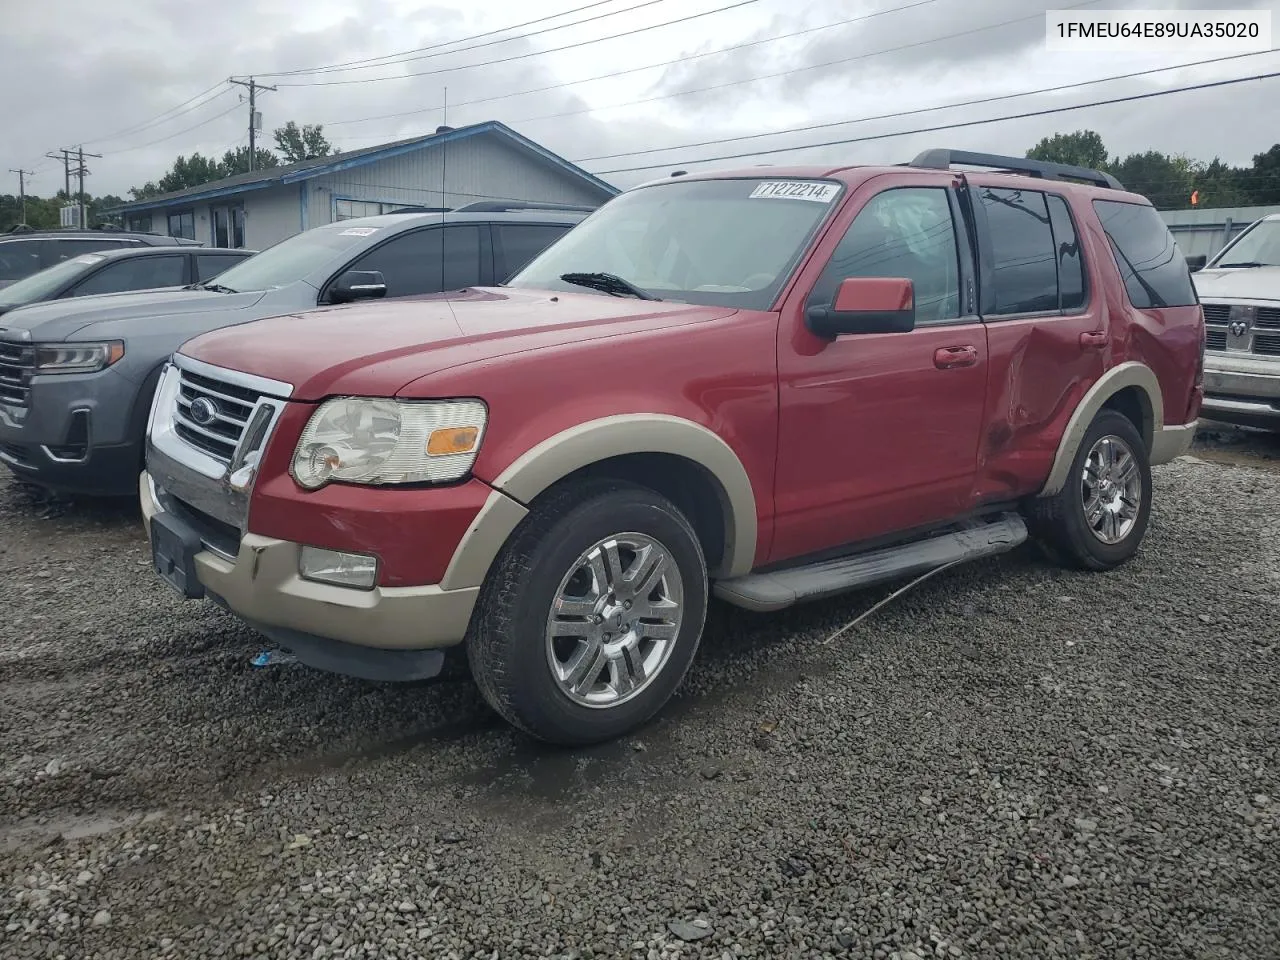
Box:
273, 121, 334, 163
220, 146, 280, 176
1108, 151, 1195, 210
1026, 130, 1110, 171
1248, 144, 1280, 205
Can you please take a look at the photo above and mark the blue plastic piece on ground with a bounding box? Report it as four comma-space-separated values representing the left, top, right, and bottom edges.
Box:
251, 649, 298, 667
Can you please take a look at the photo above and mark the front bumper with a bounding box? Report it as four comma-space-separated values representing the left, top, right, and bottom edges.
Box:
1201, 352, 1280, 428
141, 471, 481, 679
0, 365, 142, 496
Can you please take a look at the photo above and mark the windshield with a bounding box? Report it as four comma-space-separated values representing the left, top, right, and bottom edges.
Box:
1209, 218, 1280, 267
207, 221, 386, 292
506, 177, 844, 309
0, 254, 105, 307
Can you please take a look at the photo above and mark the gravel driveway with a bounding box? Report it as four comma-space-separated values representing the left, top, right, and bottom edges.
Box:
1, 434, 1277, 959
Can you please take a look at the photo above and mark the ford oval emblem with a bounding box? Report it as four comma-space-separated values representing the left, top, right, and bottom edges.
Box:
188, 396, 219, 426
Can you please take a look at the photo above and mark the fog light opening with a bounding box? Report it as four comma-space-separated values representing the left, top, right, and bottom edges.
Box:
298, 546, 378, 590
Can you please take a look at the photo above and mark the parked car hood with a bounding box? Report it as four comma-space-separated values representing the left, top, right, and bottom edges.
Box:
180, 287, 740, 400
0, 287, 270, 342
1192, 265, 1280, 302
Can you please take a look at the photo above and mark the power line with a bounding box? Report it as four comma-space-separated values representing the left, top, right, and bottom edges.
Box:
259, 0, 648, 77
8, 168, 35, 224
573, 50, 1278, 164
108, 100, 246, 155
589, 67, 1280, 175
320, 0, 944, 127
80, 82, 233, 147
271, 0, 764, 86
265, 0, 673, 78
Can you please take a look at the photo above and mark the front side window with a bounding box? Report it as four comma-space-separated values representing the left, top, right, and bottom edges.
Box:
207, 221, 389, 293
345, 224, 482, 297
507, 177, 844, 310
979, 188, 1058, 315
71, 255, 187, 297
196, 254, 246, 282
0, 253, 103, 305
495, 223, 571, 280
1093, 199, 1197, 309
1208, 217, 1280, 268
808, 186, 961, 324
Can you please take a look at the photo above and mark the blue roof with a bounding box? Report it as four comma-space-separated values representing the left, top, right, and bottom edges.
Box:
106, 120, 618, 214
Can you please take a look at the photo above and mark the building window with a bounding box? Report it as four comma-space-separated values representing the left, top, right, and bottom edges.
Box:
335, 198, 410, 220
210, 205, 247, 248
127, 214, 153, 233
167, 210, 195, 240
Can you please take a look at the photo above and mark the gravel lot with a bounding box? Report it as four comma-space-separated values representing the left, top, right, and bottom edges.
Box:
2, 427, 1278, 960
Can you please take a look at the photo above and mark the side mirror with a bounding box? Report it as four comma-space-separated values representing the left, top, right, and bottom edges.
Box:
1185, 254, 1207, 272
806, 277, 916, 338
328, 270, 388, 304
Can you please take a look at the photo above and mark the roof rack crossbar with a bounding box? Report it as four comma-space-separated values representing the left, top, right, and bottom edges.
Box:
908, 149, 1124, 191
451, 200, 598, 214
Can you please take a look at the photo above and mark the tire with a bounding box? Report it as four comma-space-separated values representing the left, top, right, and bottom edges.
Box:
466, 478, 709, 745
1029, 409, 1153, 571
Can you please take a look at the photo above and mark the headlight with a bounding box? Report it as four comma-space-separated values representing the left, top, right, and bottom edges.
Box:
33, 341, 125, 375
290, 397, 487, 490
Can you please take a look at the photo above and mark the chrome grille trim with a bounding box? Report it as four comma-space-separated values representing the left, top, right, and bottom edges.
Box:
1200, 299, 1280, 358
0, 338, 34, 408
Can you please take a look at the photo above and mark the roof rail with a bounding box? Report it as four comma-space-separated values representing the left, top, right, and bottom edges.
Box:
908, 149, 1124, 190
451, 200, 598, 214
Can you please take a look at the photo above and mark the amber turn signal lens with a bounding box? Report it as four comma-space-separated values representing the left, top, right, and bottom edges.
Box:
426, 426, 479, 456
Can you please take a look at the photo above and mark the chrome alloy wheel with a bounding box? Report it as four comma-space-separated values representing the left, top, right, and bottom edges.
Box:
1081, 434, 1142, 545
545, 532, 685, 709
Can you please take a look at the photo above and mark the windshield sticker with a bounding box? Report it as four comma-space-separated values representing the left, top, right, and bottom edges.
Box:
749, 181, 840, 203
73, 254, 107, 264
339, 226, 380, 236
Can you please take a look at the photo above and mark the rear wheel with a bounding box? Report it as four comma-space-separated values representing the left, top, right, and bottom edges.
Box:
466, 478, 708, 745
1030, 409, 1152, 571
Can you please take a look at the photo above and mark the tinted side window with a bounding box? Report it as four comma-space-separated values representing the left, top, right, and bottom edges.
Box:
197, 254, 246, 282
41, 239, 122, 268
71, 255, 187, 297
347, 225, 482, 297
809, 187, 961, 324
1046, 195, 1086, 311
0, 241, 42, 283
495, 223, 570, 279
979, 188, 1058, 315
1092, 199, 1197, 308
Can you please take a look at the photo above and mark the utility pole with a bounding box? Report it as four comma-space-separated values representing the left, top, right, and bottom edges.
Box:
44, 148, 72, 200
229, 76, 276, 171
8, 168, 34, 224
73, 146, 102, 229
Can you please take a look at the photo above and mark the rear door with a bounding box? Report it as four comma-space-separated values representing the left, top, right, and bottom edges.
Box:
964, 179, 1105, 503
771, 173, 990, 562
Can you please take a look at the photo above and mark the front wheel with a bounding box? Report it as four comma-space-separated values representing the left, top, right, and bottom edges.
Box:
1029, 409, 1153, 571
466, 478, 708, 745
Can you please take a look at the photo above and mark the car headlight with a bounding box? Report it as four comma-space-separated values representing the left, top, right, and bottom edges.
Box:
34, 341, 125, 375
290, 397, 487, 490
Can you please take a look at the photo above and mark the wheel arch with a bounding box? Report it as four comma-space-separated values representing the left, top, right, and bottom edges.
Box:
440, 415, 759, 590
1037, 361, 1163, 498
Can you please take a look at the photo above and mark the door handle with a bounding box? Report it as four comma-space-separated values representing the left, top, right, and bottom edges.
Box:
1080, 330, 1108, 349
934, 345, 978, 369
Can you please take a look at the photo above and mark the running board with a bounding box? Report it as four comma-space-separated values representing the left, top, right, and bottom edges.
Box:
712, 512, 1028, 612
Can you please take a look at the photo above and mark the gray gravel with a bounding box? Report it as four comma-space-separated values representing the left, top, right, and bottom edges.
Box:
1, 434, 1278, 959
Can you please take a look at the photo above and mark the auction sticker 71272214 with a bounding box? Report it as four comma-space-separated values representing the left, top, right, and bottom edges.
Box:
748, 181, 841, 203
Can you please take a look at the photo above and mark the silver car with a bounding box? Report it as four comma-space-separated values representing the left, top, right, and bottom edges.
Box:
1194, 213, 1280, 430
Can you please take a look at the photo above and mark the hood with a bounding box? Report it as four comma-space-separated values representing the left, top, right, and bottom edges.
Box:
1191, 265, 1280, 303
0, 287, 270, 342
180, 287, 740, 400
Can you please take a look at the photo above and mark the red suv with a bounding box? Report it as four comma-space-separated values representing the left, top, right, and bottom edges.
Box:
141, 149, 1203, 745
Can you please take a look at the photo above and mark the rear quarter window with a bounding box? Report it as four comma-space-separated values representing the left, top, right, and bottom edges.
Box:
1092, 199, 1197, 309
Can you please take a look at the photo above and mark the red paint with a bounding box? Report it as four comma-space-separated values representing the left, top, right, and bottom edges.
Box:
176, 162, 1203, 587
833, 276, 914, 313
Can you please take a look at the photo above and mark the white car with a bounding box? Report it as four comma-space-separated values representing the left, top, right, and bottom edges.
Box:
1192, 213, 1280, 430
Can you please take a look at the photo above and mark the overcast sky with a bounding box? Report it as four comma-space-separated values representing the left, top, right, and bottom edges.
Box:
2, 0, 1278, 199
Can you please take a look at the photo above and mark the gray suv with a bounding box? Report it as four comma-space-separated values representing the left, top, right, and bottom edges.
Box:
0, 204, 590, 496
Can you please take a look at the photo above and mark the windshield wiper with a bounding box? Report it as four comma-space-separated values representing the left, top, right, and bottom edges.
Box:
1216, 261, 1269, 268
559, 272, 660, 301
196, 282, 239, 294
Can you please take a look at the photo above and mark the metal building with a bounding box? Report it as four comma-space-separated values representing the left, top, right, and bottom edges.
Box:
104, 121, 619, 250
1161, 204, 1280, 260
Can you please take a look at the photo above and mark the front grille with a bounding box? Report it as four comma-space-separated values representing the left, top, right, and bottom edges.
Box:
1202, 303, 1231, 325
1253, 333, 1280, 357
1256, 307, 1280, 330
0, 339, 34, 408
1205, 329, 1227, 351
173, 368, 263, 463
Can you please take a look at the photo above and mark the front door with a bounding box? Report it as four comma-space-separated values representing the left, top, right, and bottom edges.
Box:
771, 173, 989, 563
